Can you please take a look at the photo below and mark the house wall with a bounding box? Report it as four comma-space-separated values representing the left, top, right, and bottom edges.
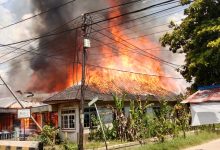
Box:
57, 102, 80, 142
55, 101, 130, 143
0, 113, 16, 131
55, 100, 176, 143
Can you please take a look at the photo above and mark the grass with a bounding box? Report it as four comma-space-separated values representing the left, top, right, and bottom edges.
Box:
85, 140, 125, 149
136, 131, 220, 150
44, 130, 220, 150
44, 140, 124, 149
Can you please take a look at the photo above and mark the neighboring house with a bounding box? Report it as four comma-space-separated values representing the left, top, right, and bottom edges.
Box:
181, 85, 220, 126
0, 95, 57, 139
43, 84, 178, 142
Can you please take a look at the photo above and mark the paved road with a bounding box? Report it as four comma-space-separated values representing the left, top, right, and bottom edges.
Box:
184, 138, 220, 150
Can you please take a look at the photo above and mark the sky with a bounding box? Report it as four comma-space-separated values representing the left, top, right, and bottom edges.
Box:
0, 0, 191, 97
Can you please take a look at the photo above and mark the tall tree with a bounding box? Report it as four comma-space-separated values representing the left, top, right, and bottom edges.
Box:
160, 0, 220, 91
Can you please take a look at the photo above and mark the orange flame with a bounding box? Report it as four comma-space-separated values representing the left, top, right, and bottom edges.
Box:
28, 1, 177, 95
82, 1, 177, 96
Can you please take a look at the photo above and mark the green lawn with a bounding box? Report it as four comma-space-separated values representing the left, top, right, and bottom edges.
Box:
85, 140, 125, 149
44, 140, 124, 150
44, 131, 220, 150
135, 131, 220, 150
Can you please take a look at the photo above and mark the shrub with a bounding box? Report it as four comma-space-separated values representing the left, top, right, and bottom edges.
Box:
89, 115, 117, 141
173, 102, 191, 138
150, 101, 177, 142
39, 125, 59, 146
62, 141, 77, 150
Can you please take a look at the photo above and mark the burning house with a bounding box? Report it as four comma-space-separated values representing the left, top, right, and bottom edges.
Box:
43, 84, 178, 142
25, 0, 182, 95
0, 0, 185, 142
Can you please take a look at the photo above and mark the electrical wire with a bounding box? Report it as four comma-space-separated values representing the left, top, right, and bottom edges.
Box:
86, 0, 143, 14
91, 27, 180, 68
85, 63, 184, 79
0, 1, 182, 47
0, 0, 76, 30
0, 17, 81, 63
0, 1, 183, 65
2, 17, 180, 60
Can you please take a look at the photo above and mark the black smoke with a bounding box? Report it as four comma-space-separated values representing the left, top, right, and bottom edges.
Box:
28, 0, 136, 92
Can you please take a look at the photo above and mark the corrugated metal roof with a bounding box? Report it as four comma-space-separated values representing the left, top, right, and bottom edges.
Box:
0, 97, 47, 109
44, 85, 177, 104
182, 88, 220, 103
44, 85, 114, 103
0, 97, 17, 108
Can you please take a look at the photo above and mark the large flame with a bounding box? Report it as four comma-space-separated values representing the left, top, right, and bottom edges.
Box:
27, 1, 177, 95
83, 1, 177, 96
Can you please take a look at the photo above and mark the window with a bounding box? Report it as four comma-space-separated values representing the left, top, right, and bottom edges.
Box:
153, 106, 160, 116
84, 107, 97, 128
61, 109, 75, 129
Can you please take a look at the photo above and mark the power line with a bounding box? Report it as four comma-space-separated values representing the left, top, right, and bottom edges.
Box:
0, 28, 175, 66
18, 18, 176, 58
86, 0, 143, 14
88, 47, 165, 55
90, 0, 179, 25
92, 18, 182, 43
1, 59, 184, 80
90, 11, 181, 68
90, 28, 171, 50
0, 1, 181, 47
81, 62, 184, 79
89, 36, 180, 72
0, 0, 76, 30
0, 16, 81, 63
0, 34, 83, 69
0, 0, 182, 59
1, 21, 178, 61
91, 3, 181, 32
91, 26, 180, 68
89, 36, 148, 65
0, 44, 71, 64
0, 25, 80, 47
89, 6, 186, 49
0, 1, 183, 65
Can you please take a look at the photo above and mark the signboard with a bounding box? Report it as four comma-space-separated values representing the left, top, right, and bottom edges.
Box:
88, 96, 98, 107
17, 109, 31, 119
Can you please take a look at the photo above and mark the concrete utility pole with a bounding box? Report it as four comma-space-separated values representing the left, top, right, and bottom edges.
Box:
79, 13, 91, 150
0, 75, 42, 131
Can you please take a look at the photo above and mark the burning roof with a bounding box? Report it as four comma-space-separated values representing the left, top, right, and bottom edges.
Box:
44, 84, 177, 104
24, 0, 181, 95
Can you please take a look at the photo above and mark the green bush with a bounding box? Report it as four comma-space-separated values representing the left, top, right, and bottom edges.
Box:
89, 95, 191, 143
89, 115, 117, 141
62, 141, 77, 150
39, 125, 59, 146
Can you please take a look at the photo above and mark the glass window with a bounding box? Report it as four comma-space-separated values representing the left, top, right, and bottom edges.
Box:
84, 107, 97, 128
61, 109, 75, 129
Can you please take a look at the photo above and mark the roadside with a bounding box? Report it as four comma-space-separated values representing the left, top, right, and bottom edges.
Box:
130, 131, 220, 150
183, 138, 220, 150
54, 131, 220, 150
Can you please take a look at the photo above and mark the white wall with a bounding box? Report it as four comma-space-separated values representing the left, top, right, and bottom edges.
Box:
58, 102, 79, 142
57, 103, 132, 142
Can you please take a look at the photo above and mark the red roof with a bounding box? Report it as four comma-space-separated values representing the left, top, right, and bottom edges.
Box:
182, 88, 220, 103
